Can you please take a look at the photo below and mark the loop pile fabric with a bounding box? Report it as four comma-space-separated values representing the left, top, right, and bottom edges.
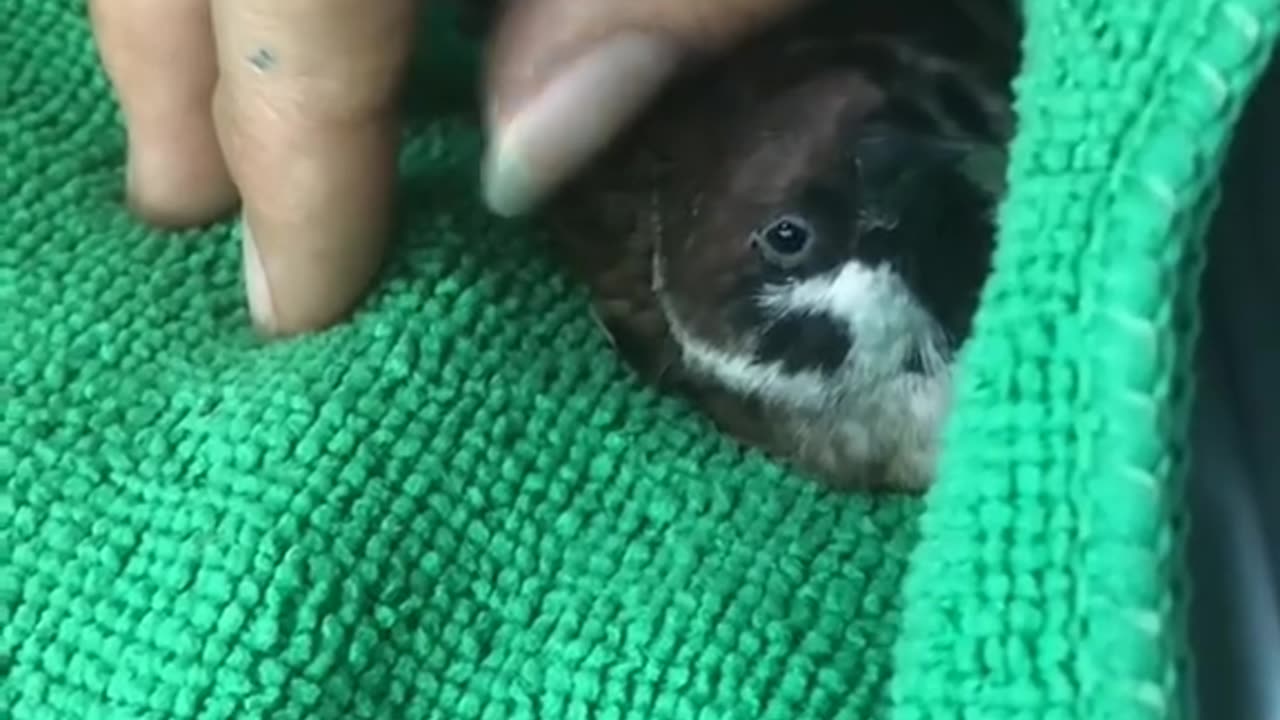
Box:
3, 1, 1277, 718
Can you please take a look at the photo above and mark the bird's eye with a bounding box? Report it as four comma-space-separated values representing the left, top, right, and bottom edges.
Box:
752, 214, 814, 267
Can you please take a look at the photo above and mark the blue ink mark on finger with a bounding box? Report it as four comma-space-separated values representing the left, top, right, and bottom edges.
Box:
247, 48, 277, 72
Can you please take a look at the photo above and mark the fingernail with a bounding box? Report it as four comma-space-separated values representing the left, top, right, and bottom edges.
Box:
125, 160, 140, 200
482, 32, 682, 218
241, 215, 279, 334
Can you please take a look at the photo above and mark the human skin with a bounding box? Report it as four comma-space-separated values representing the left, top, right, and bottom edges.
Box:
85, 0, 812, 339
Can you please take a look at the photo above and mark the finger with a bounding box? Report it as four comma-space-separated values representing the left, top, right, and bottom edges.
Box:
210, 0, 419, 337
480, 0, 814, 217
88, 0, 238, 226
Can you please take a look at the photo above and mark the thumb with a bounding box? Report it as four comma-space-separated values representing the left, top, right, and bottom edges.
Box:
480, 0, 813, 218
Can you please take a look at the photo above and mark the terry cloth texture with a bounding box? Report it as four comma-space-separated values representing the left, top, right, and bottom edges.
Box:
2, 1, 1278, 718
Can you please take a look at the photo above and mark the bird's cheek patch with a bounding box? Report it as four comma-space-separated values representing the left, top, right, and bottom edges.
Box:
754, 311, 853, 374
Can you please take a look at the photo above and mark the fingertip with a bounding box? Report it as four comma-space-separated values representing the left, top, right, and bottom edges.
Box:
481, 32, 682, 217
206, 0, 417, 338
89, 0, 236, 227
225, 117, 397, 339
237, 193, 392, 340
124, 124, 240, 227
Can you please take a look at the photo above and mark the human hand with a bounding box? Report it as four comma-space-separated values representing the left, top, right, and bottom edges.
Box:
89, 0, 812, 338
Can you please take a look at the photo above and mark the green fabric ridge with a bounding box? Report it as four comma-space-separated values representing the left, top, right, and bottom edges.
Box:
1, 1, 1276, 719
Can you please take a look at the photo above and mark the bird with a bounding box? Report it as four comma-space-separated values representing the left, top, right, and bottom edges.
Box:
528, 1, 1021, 492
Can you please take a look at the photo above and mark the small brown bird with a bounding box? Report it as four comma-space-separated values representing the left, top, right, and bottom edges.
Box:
535, 2, 1021, 492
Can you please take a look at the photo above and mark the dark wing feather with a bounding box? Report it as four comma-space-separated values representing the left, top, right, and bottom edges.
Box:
543, 166, 782, 451
539, 145, 683, 383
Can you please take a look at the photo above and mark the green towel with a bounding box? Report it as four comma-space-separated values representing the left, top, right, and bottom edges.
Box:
3, 0, 1277, 717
